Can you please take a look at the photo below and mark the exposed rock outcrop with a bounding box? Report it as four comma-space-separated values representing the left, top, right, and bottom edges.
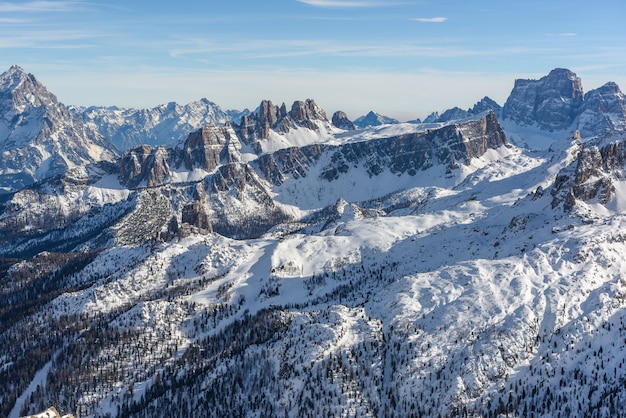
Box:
424, 97, 502, 124
256, 111, 508, 184
119, 145, 171, 188
237, 99, 328, 144
331, 111, 355, 130
551, 132, 626, 210
500, 68, 626, 139
183, 124, 241, 171
577, 82, 626, 137
502, 68, 584, 131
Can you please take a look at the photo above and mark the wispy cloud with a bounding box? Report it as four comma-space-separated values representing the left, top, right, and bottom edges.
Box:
0, 1, 85, 12
413, 17, 447, 23
0, 17, 27, 23
296, 0, 390, 8
168, 37, 556, 61
0, 29, 98, 49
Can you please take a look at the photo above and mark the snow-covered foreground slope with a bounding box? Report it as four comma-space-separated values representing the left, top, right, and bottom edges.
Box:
4, 132, 626, 417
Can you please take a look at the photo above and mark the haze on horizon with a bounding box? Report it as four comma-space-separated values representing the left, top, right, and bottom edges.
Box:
0, 0, 625, 121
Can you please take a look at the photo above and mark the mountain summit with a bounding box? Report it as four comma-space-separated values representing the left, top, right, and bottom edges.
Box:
0, 65, 115, 193
502, 68, 626, 136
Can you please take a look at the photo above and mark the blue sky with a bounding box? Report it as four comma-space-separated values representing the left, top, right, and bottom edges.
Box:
1, 0, 625, 120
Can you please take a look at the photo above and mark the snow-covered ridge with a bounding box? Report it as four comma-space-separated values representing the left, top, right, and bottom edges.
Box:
4, 66, 626, 417
0, 66, 116, 194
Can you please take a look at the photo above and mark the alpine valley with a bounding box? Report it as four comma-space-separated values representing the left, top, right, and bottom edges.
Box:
3, 65, 626, 418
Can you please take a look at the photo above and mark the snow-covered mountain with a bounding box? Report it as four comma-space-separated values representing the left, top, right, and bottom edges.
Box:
72, 99, 249, 151
502, 68, 626, 139
3, 68, 626, 418
0, 66, 116, 194
424, 97, 503, 125
353, 111, 399, 128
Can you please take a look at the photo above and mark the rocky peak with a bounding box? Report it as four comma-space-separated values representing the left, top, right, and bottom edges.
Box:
502, 68, 584, 131
577, 82, 626, 137
238, 99, 329, 144
470, 96, 502, 116
429, 97, 502, 124
331, 111, 355, 130
119, 145, 171, 188
0, 65, 116, 193
289, 99, 326, 123
551, 132, 626, 211
238, 100, 283, 142
0, 65, 58, 114
73, 98, 233, 151
434, 107, 469, 123
183, 124, 242, 171
353, 111, 399, 128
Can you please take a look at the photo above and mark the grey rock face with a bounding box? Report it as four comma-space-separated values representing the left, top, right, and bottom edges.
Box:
551, 132, 626, 210
257, 111, 508, 184
237, 99, 327, 142
183, 124, 241, 172
331, 111, 355, 130
417, 97, 501, 125
119, 145, 171, 189
577, 82, 626, 137
503, 68, 584, 131
470, 97, 502, 116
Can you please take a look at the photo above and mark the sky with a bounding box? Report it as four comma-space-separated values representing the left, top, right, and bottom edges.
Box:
1, 0, 625, 121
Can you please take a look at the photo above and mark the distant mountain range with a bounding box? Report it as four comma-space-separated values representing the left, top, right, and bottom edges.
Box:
2, 65, 626, 418
71, 99, 250, 152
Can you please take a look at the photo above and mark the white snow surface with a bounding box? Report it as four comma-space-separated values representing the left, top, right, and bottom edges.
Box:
9, 121, 626, 417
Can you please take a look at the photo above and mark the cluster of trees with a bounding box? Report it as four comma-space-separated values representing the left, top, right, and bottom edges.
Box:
5, 231, 626, 418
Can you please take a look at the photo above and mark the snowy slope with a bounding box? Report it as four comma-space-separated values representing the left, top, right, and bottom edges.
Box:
4, 128, 626, 417
73, 99, 248, 151
4, 68, 626, 418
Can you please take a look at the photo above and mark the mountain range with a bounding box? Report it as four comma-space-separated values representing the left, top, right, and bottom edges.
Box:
2, 65, 626, 417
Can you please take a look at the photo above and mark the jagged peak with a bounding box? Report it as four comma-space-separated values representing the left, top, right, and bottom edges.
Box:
289, 98, 327, 122
589, 81, 623, 96
0, 64, 35, 91
548, 67, 579, 79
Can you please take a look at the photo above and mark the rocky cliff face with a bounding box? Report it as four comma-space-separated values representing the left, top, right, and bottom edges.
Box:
552, 132, 626, 211
183, 124, 242, 171
0, 66, 116, 193
257, 111, 508, 184
502, 68, 626, 138
331, 111, 355, 130
502, 68, 584, 131
577, 82, 626, 137
119, 145, 171, 189
237, 99, 330, 147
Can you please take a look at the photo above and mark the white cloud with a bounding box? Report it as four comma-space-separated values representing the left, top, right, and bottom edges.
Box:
413, 17, 447, 23
296, 0, 389, 8
0, 1, 84, 12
